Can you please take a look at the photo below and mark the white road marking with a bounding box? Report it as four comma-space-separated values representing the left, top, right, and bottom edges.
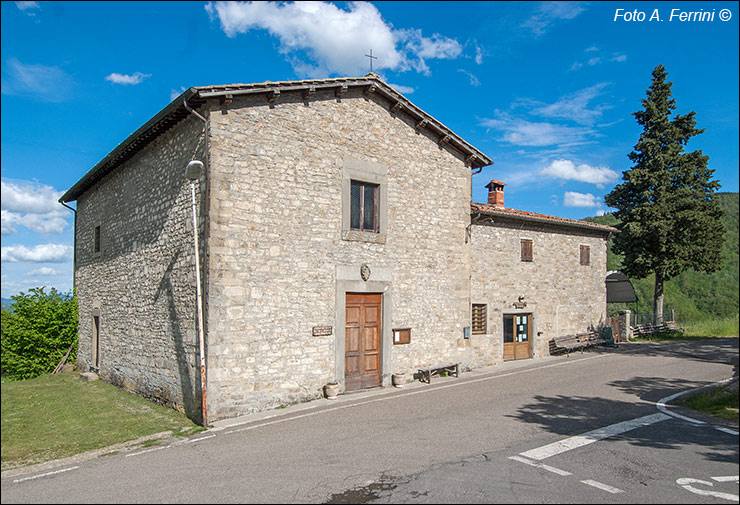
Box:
181, 434, 216, 444
13, 466, 79, 483
581, 479, 624, 494
656, 393, 705, 425
519, 412, 671, 461
677, 477, 740, 501
124, 434, 217, 456
508, 456, 572, 476
712, 476, 739, 483
656, 378, 735, 425
716, 427, 739, 436
125, 446, 167, 458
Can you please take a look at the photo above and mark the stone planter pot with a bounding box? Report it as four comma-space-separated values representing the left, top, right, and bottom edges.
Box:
392, 374, 407, 388
324, 383, 340, 399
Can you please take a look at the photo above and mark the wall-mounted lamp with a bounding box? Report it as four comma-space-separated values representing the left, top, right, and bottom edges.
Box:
514, 296, 527, 309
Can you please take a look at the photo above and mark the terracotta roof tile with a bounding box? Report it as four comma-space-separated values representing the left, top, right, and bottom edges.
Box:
471, 202, 617, 234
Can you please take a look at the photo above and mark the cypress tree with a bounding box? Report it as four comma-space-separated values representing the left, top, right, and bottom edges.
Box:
604, 64, 724, 324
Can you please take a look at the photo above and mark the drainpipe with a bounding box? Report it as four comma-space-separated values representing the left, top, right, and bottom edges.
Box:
60, 202, 77, 294
184, 98, 209, 427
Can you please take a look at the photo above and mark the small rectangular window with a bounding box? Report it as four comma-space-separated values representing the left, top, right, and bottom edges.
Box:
521, 239, 533, 262
94, 225, 101, 254
580, 245, 591, 266
92, 314, 100, 369
472, 304, 487, 334
350, 180, 378, 232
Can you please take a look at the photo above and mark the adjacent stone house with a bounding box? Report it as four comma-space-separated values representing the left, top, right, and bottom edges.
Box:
469, 181, 613, 364
60, 74, 616, 423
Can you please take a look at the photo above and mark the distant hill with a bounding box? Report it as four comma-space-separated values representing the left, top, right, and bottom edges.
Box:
1, 298, 13, 310
585, 192, 739, 322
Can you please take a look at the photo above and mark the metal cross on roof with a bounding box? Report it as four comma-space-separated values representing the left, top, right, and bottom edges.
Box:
365, 49, 377, 73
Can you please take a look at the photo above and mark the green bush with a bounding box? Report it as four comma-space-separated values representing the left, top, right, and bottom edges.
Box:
1, 288, 78, 380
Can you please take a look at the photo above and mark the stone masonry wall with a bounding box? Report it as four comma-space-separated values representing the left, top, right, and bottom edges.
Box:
75, 114, 207, 423
206, 88, 473, 420
470, 219, 609, 361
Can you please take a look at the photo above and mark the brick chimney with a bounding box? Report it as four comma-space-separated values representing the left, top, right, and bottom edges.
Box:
485, 180, 506, 208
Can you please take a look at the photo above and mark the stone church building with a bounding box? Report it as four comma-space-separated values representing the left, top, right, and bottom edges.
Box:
60, 74, 616, 422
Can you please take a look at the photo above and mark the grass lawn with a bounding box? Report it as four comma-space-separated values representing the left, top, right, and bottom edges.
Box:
676, 380, 739, 424
628, 316, 739, 342
1, 372, 202, 470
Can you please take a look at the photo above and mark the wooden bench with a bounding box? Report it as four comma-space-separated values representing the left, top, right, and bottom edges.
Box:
417, 363, 459, 384
631, 322, 684, 339
549, 330, 611, 356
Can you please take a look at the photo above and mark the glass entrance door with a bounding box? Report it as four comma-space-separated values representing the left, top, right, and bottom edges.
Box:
503, 314, 531, 361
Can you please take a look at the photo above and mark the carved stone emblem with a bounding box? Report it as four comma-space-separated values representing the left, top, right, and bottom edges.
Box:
360, 263, 371, 281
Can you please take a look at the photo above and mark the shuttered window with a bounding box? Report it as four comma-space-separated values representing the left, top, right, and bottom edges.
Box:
580, 245, 591, 266
472, 304, 487, 334
521, 239, 533, 262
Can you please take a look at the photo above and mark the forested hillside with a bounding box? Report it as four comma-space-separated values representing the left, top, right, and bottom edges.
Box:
585, 192, 738, 322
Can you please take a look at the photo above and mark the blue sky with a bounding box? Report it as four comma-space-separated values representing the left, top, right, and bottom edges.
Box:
1, 1, 738, 298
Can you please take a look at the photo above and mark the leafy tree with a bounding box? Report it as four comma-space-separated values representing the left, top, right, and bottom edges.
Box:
1, 288, 78, 380
604, 65, 724, 324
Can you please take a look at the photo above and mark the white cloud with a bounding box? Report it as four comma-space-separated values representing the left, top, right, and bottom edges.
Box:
522, 2, 586, 37
540, 159, 619, 186
1, 272, 72, 299
27, 267, 60, 276
475, 45, 484, 65
571, 47, 627, 71
1, 179, 63, 214
1, 58, 73, 102
595, 209, 606, 216
482, 113, 595, 147
396, 28, 462, 75
205, 1, 462, 77
105, 72, 151, 85
16, 1, 39, 14
1, 244, 73, 263
170, 86, 187, 101
1, 210, 68, 235
1, 179, 70, 234
563, 191, 601, 208
387, 83, 415, 95
458, 69, 481, 87
528, 83, 612, 125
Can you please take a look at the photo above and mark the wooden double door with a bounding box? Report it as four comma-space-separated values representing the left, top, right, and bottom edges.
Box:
503, 313, 532, 361
345, 293, 381, 391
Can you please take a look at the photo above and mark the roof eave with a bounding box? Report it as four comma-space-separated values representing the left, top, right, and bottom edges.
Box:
59, 87, 202, 203
194, 75, 492, 168
471, 204, 618, 235
60, 75, 493, 204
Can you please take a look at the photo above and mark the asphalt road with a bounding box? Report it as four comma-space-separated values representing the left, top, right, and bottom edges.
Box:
2, 339, 738, 504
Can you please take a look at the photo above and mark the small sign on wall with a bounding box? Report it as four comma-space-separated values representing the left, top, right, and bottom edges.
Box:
393, 328, 411, 345
312, 326, 333, 337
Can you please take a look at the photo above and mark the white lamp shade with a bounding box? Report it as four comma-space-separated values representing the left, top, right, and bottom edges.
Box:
185, 160, 204, 180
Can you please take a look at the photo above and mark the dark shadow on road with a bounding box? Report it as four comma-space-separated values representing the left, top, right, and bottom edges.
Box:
608, 376, 716, 403
509, 340, 738, 464
617, 338, 739, 377
508, 393, 738, 463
